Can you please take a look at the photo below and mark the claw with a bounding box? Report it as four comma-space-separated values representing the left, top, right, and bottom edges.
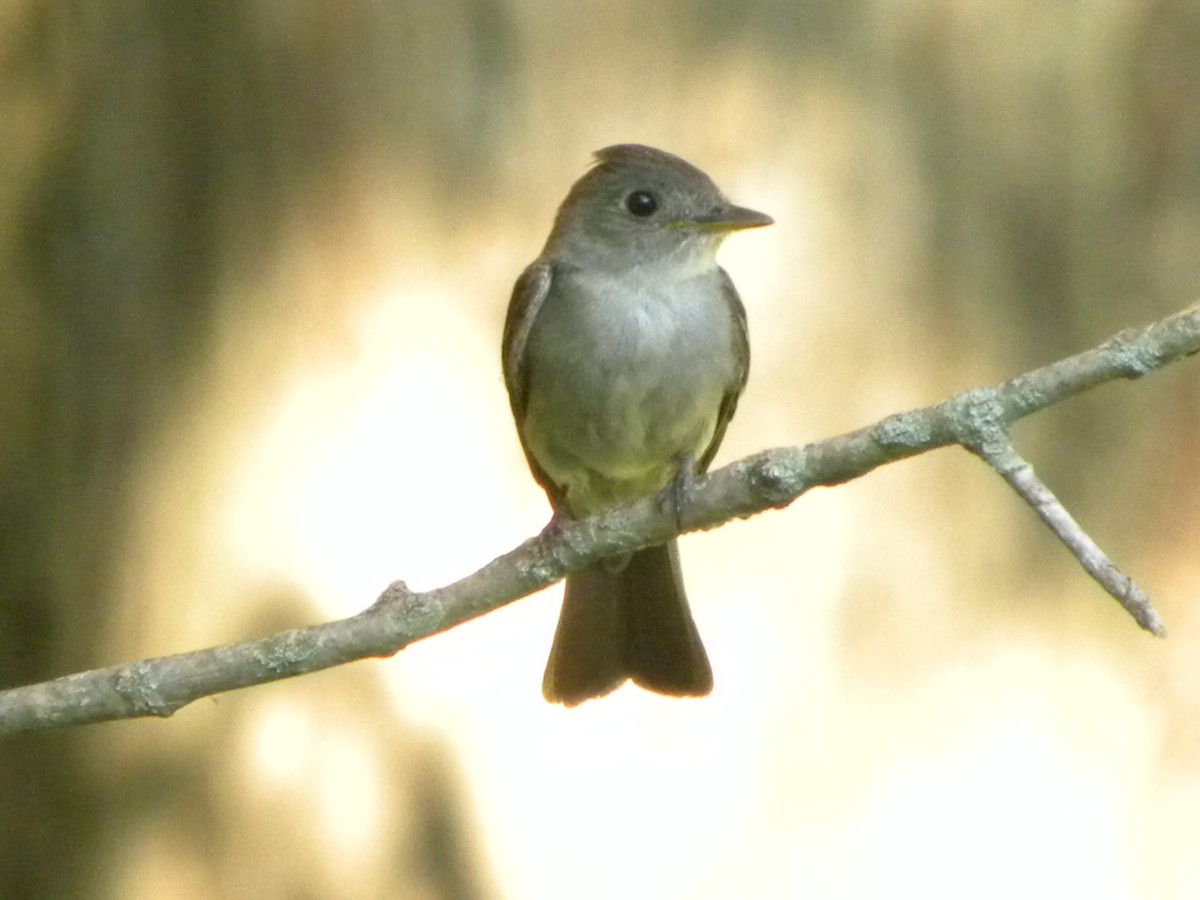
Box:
659, 455, 699, 529
536, 509, 571, 547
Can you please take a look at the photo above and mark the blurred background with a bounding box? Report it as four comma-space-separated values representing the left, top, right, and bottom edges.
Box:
2, 1, 1199, 898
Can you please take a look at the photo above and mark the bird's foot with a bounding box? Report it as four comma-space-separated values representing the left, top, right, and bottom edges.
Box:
658, 455, 700, 530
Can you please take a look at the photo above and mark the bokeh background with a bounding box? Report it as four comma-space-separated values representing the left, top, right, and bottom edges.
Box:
3, 2, 1200, 898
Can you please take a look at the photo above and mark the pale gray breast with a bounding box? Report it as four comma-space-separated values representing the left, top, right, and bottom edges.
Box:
521, 263, 738, 502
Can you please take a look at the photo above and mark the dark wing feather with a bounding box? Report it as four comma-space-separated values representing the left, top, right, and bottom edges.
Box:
697, 267, 750, 474
501, 260, 552, 419
501, 260, 570, 509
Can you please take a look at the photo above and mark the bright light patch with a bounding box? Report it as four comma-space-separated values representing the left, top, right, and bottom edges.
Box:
849, 714, 1132, 900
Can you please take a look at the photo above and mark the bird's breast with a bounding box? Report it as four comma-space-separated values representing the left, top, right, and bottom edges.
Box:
520, 267, 740, 514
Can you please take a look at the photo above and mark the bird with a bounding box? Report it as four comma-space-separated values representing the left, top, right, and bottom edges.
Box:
502, 144, 772, 705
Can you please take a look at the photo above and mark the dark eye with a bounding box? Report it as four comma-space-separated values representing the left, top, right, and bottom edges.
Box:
624, 190, 658, 217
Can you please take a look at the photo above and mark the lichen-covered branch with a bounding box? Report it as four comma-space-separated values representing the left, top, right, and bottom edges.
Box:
1, 303, 1197, 738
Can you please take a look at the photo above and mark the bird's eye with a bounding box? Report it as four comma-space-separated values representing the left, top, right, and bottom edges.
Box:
624, 190, 658, 217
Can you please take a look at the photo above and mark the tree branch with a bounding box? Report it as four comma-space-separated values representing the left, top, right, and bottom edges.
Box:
2, 303, 1197, 737
968, 438, 1165, 636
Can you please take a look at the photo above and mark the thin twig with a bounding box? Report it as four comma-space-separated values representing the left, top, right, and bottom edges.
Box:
968, 437, 1166, 636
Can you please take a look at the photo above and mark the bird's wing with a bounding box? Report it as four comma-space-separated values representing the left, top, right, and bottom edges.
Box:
502, 259, 553, 421
501, 259, 569, 507
698, 267, 750, 474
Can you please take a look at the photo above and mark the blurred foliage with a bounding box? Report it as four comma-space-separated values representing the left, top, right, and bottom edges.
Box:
0, 2, 513, 897
1, 0, 1198, 898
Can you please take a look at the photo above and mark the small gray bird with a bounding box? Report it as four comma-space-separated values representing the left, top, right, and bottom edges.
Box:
502, 144, 772, 705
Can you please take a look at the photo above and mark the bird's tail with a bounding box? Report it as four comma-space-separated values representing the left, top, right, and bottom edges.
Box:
541, 540, 713, 706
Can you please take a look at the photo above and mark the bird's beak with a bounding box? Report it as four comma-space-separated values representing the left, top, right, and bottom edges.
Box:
681, 203, 774, 233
